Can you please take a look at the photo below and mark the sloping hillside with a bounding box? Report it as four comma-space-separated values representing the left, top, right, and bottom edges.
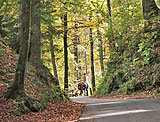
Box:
97, 21, 160, 97
0, 40, 84, 121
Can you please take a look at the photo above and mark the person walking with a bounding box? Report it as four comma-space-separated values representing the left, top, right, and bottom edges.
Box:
83, 73, 90, 96
83, 73, 90, 88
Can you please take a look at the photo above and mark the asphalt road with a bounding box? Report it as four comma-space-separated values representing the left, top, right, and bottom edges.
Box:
71, 96, 160, 122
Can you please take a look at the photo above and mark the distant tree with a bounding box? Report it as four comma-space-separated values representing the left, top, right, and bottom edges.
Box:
73, 22, 79, 80
63, 12, 69, 90
97, 28, 104, 77
49, 34, 59, 85
90, 26, 96, 92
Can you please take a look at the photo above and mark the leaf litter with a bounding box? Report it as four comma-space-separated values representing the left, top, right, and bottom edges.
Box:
0, 41, 84, 122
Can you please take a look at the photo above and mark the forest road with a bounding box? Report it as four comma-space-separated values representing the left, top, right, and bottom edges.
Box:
71, 96, 160, 122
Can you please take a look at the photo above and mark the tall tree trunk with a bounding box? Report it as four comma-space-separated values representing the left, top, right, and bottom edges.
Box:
97, 28, 104, 77
28, 0, 41, 64
107, 0, 115, 52
63, 13, 68, 90
90, 27, 96, 92
49, 34, 59, 85
5, 0, 30, 99
74, 22, 79, 80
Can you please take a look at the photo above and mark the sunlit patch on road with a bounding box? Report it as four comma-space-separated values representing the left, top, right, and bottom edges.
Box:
86, 101, 124, 106
80, 109, 157, 120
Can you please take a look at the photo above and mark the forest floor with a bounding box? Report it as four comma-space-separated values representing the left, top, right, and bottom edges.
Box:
0, 81, 84, 122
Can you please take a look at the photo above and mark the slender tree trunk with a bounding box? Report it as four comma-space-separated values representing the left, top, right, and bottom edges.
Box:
0, 2, 5, 37
0, 16, 4, 37
0, 15, 7, 38
142, 0, 159, 20
5, 0, 30, 99
0, 15, 2, 36
85, 51, 88, 74
63, 13, 68, 89
97, 28, 104, 77
90, 27, 96, 92
78, 37, 82, 80
107, 0, 111, 17
28, 0, 41, 64
78, 49, 82, 80
49, 34, 59, 85
74, 22, 79, 80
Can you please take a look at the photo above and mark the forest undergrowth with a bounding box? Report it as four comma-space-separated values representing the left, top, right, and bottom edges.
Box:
96, 21, 160, 98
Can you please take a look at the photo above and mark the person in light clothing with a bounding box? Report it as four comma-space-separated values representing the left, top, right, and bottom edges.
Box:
83, 73, 90, 88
